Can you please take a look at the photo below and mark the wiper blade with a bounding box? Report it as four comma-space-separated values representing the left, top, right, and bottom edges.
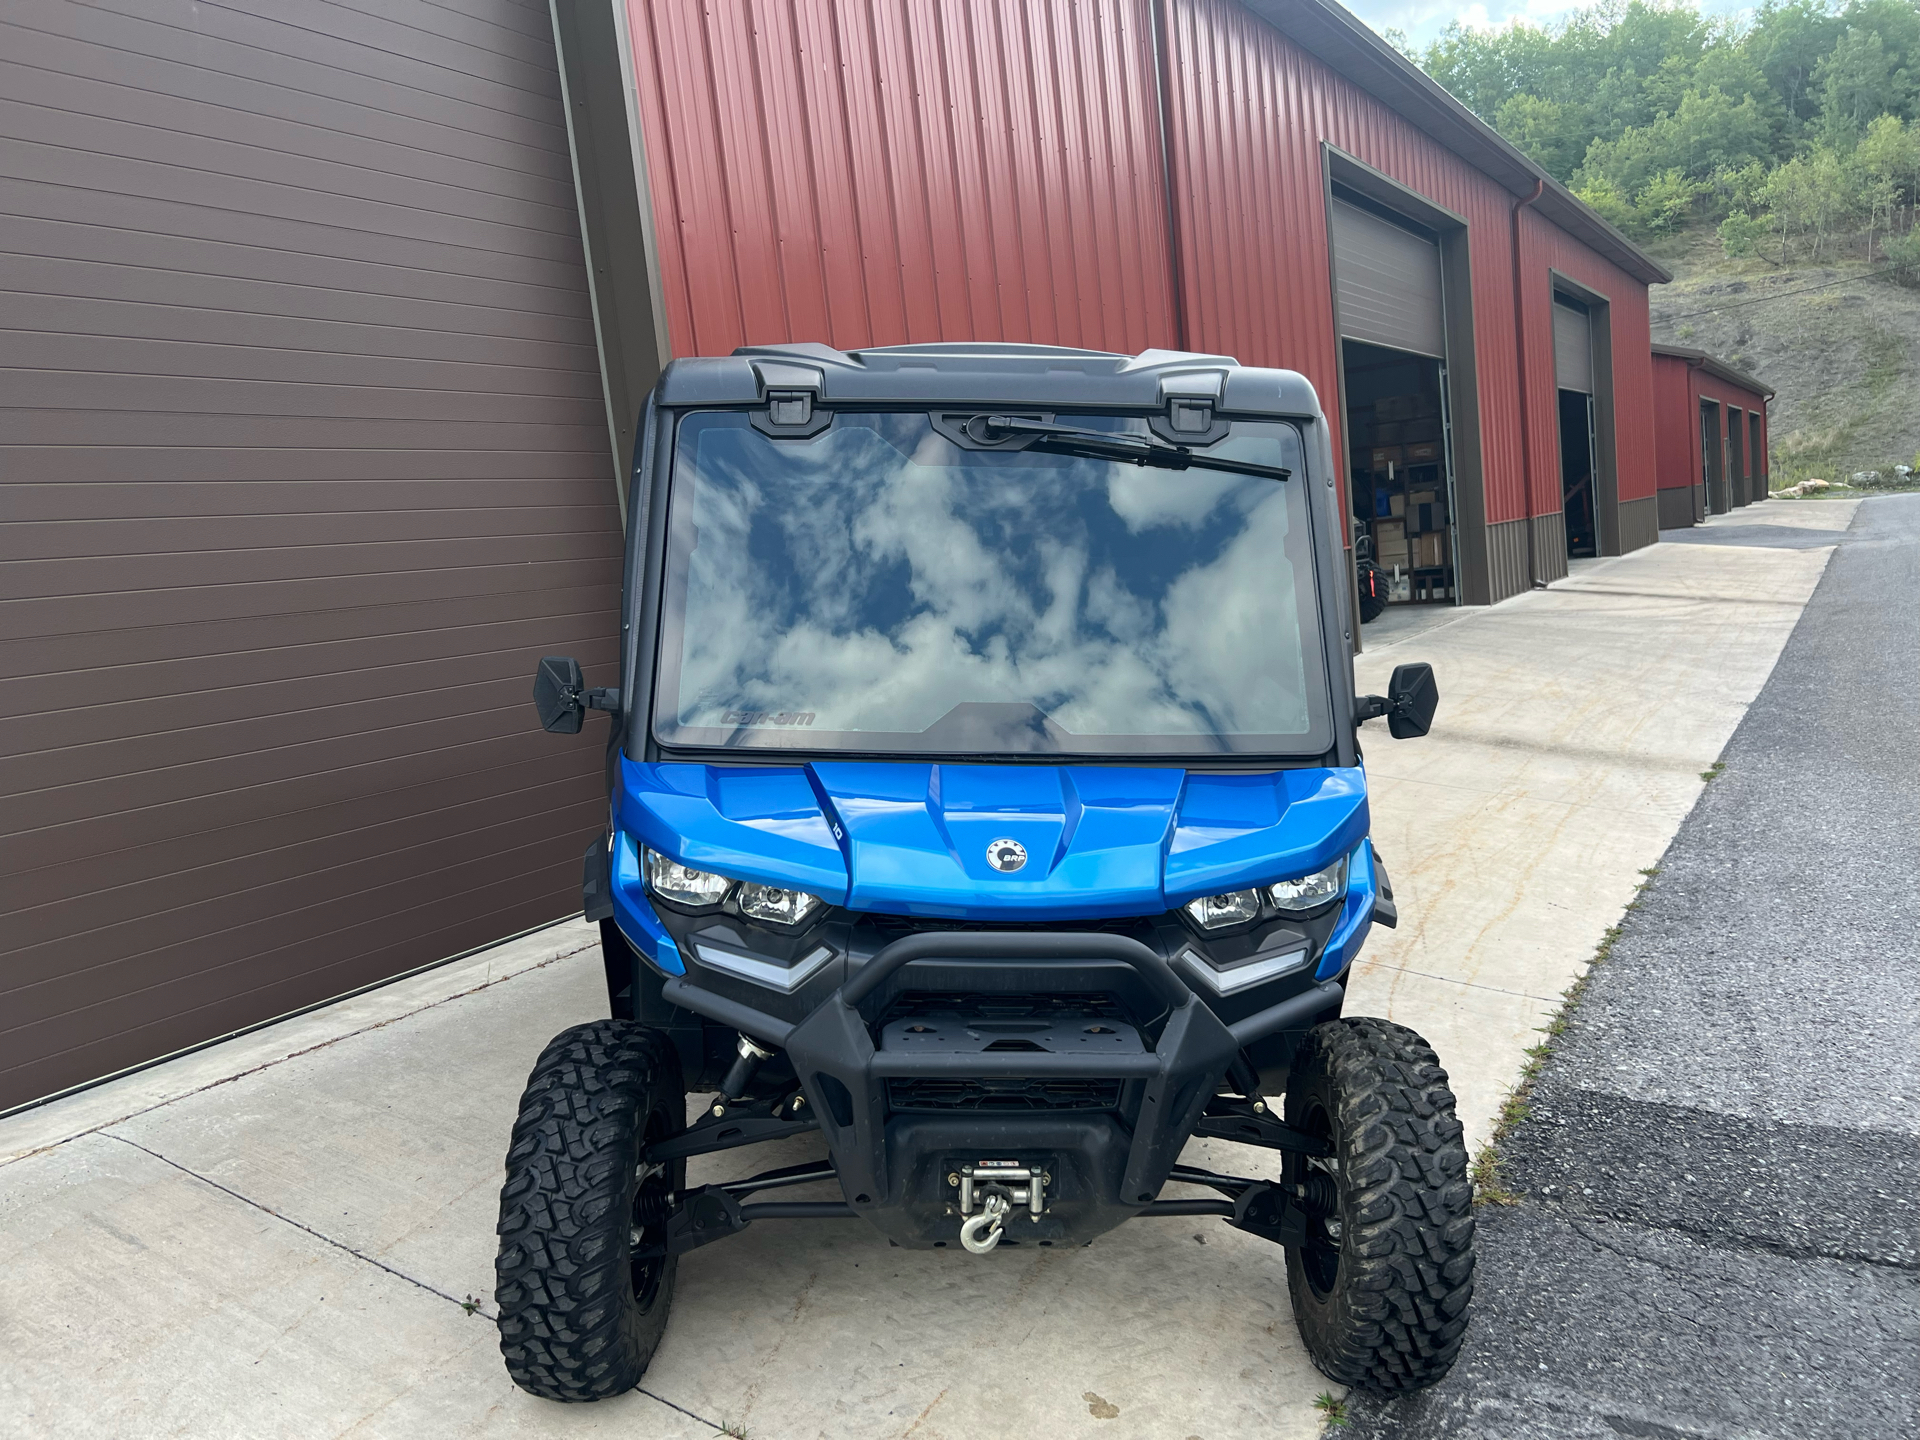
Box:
980, 415, 1290, 482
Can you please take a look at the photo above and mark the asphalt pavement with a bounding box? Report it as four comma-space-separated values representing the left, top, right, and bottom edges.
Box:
1350, 494, 1920, 1440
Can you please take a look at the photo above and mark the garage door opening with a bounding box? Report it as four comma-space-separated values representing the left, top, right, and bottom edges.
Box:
1330, 194, 1456, 615
1701, 400, 1725, 516
1344, 339, 1456, 608
1726, 408, 1746, 506
1557, 389, 1598, 558
1553, 295, 1598, 559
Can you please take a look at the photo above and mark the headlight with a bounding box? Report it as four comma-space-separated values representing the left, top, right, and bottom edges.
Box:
736, 882, 823, 927
1184, 888, 1260, 930
644, 848, 732, 908
1269, 856, 1348, 914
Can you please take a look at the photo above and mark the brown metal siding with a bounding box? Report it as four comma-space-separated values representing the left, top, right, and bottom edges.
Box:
1, 0, 620, 1108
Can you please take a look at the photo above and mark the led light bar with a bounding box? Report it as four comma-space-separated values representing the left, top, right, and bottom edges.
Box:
693, 942, 835, 993
1178, 945, 1312, 996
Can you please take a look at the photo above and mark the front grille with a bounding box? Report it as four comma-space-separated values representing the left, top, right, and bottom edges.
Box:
881, 991, 1128, 1023
887, 1076, 1123, 1112
863, 913, 1154, 937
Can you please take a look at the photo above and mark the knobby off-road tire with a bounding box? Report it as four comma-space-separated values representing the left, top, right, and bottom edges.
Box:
1283, 1017, 1475, 1393
1357, 559, 1390, 623
496, 1020, 685, 1401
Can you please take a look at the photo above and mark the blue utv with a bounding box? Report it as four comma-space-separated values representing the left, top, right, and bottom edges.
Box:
499, 342, 1475, 1402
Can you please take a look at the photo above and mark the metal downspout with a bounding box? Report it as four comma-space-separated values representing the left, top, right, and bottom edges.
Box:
1686, 355, 1706, 520
1510, 179, 1545, 589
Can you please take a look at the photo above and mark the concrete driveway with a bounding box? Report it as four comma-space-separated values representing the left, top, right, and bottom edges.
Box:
0, 504, 1849, 1440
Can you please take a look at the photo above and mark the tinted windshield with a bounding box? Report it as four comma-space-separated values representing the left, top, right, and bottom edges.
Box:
652, 411, 1329, 756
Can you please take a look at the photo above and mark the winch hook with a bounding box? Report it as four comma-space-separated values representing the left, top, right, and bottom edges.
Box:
960, 1191, 1010, 1254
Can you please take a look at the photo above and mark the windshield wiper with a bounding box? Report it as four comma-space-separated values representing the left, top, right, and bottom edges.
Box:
978, 415, 1290, 481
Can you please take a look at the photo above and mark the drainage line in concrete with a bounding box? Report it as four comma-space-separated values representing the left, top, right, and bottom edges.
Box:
106, 1133, 501, 1322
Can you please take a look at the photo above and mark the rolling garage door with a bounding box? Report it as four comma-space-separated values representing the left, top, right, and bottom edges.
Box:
1554, 299, 1594, 392
1330, 199, 1444, 358
0, 0, 620, 1108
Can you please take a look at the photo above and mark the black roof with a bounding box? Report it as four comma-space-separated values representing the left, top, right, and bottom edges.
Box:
654, 342, 1329, 418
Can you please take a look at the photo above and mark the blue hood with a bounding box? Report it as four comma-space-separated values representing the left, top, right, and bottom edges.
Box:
614, 758, 1368, 922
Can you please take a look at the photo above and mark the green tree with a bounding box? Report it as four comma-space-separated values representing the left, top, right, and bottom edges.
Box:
1691, 45, 1791, 144
1580, 86, 1773, 196
1840, 0, 1920, 92
1766, 146, 1858, 258
1638, 168, 1702, 230
1422, 21, 1556, 122
1494, 93, 1593, 177
1596, 0, 1712, 91
1851, 114, 1918, 253
1574, 175, 1640, 234
1718, 208, 1770, 256
1745, 0, 1844, 126
1815, 28, 1912, 143
1670, 86, 1776, 173
1885, 224, 1920, 281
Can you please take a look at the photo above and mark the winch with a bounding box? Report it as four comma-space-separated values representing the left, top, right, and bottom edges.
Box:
952, 1160, 1049, 1254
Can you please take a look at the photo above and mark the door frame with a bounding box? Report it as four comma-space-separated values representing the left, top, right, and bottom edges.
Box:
1548, 271, 1620, 554
1322, 145, 1487, 606
1700, 399, 1725, 515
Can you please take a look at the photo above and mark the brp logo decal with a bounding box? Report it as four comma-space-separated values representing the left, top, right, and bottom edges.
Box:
985, 838, 1028, 873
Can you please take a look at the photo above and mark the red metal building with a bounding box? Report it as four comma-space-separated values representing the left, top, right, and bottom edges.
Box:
556, 0, 1671, 608
1651, 344, 1773, 527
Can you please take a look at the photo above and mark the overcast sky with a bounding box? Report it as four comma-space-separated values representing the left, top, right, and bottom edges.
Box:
1350, 0, 1753, 54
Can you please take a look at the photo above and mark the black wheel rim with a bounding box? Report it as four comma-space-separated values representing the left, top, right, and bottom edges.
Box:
629, 1106, 674, 1312
1297, 1100, 1343, 1297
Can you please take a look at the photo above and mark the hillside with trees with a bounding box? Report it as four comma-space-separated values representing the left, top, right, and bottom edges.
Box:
1401, 0, 1920, 482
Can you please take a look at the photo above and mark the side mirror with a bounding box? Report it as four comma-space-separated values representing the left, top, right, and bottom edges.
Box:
534, 655, 587, 733
1354, 661, 1439, 739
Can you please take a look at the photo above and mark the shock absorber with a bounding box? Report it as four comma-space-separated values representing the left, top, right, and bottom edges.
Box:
718, 1035, 775, 1100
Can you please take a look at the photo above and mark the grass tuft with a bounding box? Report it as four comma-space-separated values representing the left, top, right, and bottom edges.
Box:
1314, 1391, 1351, 1429
1700, 760, 1727, 783
1469, 867, 1659, 1206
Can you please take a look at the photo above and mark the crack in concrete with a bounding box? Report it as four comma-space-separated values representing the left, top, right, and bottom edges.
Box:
1357, 964, 1560, 1004
1, 939, 594, 1171
105, 1133, 503, 1321
636, 1386, 730, 1432
95, 1139, 745, 1436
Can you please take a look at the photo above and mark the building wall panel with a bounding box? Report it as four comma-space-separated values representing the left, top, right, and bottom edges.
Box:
0, 0, 618, 1109
1652, 352, 1699, 497
625, 0, 1179, 357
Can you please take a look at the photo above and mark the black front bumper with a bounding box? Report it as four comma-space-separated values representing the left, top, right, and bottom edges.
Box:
662, 930, 1342, 1247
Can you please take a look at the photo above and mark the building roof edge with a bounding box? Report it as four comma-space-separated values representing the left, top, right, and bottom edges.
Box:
1651, 343, 1774, 398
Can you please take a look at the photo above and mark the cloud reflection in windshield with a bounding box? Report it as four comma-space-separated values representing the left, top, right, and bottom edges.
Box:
659, 413, 1316, 749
